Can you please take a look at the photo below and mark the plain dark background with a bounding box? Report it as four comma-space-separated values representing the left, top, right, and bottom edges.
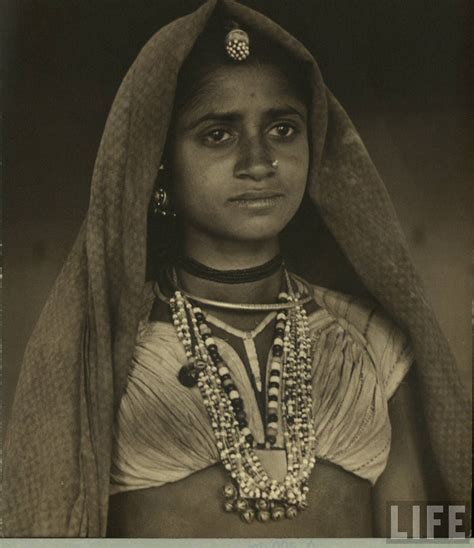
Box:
3, 0, 472, 426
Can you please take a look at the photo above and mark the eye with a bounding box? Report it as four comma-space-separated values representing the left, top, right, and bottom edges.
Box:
202, 128, 234, 145
268, 123, 297, 139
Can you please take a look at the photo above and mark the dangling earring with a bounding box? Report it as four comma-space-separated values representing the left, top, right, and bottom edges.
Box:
152, 164, 176, 217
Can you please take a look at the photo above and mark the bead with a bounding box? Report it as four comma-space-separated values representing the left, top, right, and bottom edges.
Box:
240, 509, 255, 523
268, 387, 280, 397
245, 433, 254, 445
286, 505, 299, 519
267, 413, 278, 423
255, 498, 268, 511
235, 410, 247, 422
235, 498, 249, 512
271, 506, 286, 521
272, 345, 283, 356
198, 324, 211, 334
298, 500, 309, 511
223, 381, 235, 393
229, 390, 239, 400
266, 434, 277, 446
223, 483, 238, 499
194, 360, 206, 371
223, 500, 235, 512
268, 381, 279, 389
257, 510, 271, 523
177, 365, 199, 387
231, 398, 244, 411
209, 352, 220, 362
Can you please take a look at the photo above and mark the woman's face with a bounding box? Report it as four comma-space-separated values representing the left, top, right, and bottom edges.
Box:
169, 64, 309, 246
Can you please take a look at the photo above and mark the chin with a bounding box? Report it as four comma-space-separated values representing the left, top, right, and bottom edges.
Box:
224, 219, 289, 243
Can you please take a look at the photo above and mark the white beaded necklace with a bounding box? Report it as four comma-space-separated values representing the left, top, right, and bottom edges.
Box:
168, 276, 317, 523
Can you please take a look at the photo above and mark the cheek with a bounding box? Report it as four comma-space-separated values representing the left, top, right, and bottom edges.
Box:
171, 150, 231, 216
283, 150, 309, 199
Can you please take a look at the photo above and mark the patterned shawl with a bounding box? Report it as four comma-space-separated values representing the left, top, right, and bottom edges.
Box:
3, 0, 470, 537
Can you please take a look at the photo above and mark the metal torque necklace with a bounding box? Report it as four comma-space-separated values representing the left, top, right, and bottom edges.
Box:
163, 267, 314, 311
168, 272, 317, 523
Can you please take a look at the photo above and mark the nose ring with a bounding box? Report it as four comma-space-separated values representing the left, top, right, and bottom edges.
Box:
271, 159, 279, 168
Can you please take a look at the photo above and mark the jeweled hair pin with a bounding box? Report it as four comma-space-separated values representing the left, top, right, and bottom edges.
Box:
225, 28, 250, 61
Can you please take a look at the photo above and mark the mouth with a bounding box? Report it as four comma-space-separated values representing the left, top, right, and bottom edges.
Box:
229, 191, 284, 209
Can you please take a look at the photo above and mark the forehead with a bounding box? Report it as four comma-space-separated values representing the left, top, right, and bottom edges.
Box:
177, 64, 307, 121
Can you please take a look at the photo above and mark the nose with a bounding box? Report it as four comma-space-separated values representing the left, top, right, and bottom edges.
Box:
234, 134, 276, 181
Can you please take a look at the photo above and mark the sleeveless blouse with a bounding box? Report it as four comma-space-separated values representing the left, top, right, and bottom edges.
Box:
110, 283, 413, 495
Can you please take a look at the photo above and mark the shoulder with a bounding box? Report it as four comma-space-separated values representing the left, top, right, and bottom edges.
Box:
292, 272, 379, 335
292, 274, 415, 399
134, 281, 176, 342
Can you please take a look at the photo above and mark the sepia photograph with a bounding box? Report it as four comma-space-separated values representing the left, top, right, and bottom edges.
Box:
2, 0, 472, 539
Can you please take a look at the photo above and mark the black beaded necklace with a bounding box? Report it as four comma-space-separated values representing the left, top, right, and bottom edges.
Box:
177, 254, 283, 284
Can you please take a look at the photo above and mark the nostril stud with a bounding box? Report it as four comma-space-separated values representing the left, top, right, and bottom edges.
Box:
271, 160, 279, 168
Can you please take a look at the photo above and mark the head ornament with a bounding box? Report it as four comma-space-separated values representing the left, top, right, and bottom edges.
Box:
225, 27, 250, 61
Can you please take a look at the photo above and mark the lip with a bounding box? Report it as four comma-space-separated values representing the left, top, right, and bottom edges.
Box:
229, 194, 284, 210
229, 191, 284, 201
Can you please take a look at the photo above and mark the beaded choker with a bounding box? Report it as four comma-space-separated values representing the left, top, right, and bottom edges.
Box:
169, 278, 317, 523
177, 254, 283, 284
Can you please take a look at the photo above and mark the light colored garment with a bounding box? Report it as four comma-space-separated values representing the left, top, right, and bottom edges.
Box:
110, 282, 413, 494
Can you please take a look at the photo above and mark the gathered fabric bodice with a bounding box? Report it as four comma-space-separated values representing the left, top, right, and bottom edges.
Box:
110, 282, 413, 495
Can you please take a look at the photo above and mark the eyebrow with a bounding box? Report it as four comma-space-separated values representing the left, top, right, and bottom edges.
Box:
184, 106, 307, 130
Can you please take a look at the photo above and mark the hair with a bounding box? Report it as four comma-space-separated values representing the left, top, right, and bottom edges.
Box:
172, 14, 312, 117
146, 13, 314, 279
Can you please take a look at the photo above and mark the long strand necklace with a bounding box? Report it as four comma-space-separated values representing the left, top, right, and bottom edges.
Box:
169, 275, 317, 523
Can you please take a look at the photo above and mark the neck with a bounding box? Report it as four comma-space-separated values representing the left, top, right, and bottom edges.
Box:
179, 232, 282, 304
177, 267, 284, 305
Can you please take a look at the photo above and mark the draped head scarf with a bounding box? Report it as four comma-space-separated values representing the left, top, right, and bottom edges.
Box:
4, 0, 470, 537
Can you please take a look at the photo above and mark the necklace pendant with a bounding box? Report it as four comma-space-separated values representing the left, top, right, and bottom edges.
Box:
178, 365, 199, 387
253, 448, 288, 484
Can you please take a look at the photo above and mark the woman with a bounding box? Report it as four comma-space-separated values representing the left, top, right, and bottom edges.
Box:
4, 0, 470, 538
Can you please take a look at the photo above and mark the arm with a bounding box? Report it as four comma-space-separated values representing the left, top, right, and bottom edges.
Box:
372, 366, 434, 536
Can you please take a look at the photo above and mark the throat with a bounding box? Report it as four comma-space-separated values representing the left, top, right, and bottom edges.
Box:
176, 266, 284, 305
178, 254, 283, 285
